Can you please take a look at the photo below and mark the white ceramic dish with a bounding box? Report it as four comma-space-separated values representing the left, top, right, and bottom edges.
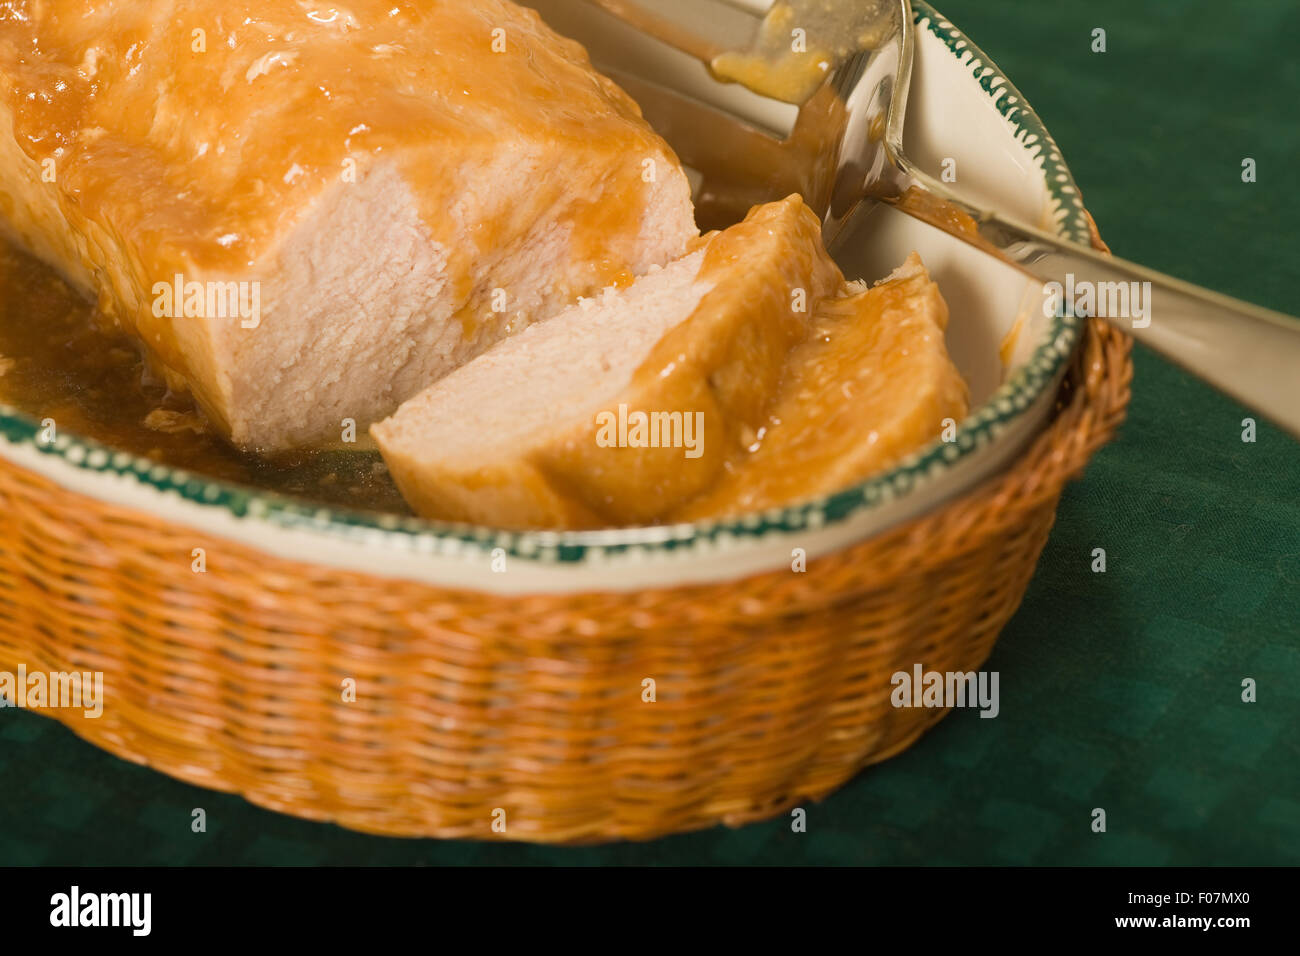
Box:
0, 2, 1089, 593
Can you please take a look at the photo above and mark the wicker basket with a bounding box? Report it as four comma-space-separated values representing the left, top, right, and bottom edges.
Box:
0, 225, 1131, 843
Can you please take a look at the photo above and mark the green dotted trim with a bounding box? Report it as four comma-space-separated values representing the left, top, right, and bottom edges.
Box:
0, 2, 1087, 565
914, 2, 1092, 244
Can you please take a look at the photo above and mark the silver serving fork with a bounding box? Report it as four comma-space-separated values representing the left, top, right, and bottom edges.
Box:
528, 0, 1300, 438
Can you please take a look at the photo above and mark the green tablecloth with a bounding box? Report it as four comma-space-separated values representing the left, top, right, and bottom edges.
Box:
1, 0, 1297, 865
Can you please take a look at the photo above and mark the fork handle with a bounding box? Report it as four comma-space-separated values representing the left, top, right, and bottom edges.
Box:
886, 181, 1300, 440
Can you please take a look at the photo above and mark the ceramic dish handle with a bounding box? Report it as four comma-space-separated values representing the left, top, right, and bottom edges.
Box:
885, 175, 1300, 441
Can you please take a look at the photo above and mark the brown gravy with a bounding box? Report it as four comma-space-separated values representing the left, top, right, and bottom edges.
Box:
0, 241, 411, 515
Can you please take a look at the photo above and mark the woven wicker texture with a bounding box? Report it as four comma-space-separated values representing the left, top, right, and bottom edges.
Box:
0, 228, 1132, 843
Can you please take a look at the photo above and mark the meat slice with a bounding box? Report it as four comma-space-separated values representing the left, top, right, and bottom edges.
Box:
371, 195, 846, 528
674, 254, 971, 520
0, 0, 696, 450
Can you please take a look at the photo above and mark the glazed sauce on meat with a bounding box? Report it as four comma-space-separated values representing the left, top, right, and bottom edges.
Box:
0, 241, 411, 513
0, 0, 662, 450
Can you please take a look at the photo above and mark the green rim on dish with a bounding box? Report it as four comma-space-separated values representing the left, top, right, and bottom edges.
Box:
0, 1, 1088, 564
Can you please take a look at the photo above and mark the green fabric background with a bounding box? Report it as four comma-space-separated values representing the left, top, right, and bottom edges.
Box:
1, 0, 1297, 865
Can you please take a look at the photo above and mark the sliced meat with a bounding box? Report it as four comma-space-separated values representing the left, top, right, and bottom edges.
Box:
372, 195, 844, 528
0, 0, 696, 450
674, 253, 971, 520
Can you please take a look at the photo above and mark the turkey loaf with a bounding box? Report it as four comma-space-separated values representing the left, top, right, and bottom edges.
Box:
374, 198, 970, 529
0, 0, 696, 450
371, 195, 848, 528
